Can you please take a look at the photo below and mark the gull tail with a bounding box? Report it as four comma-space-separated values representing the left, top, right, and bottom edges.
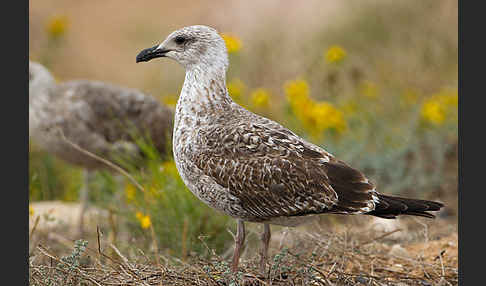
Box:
366, 194, 444, 219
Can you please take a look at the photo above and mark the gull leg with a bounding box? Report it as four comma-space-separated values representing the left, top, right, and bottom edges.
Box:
231, 219, 246, 272
78, 170, 91, 237
259, 223, 271, 274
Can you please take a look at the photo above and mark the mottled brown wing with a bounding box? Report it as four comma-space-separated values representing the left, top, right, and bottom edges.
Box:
192, 122, 340, 222
250, 115, 379, 215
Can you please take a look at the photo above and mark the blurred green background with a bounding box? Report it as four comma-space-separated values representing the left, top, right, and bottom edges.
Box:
29, 0, 457, 259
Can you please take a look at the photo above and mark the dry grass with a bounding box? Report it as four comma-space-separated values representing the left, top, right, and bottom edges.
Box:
29, 216, 457, 285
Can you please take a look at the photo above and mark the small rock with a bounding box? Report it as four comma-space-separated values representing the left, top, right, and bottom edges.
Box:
29, 200, 108, 232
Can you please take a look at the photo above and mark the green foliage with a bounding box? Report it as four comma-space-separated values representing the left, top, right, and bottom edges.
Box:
57, 240, 89, 272
29, 142, 83, 202
33, 240, 89, 286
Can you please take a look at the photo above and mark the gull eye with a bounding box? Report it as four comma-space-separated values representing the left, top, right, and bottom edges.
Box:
174, 36, 186, 45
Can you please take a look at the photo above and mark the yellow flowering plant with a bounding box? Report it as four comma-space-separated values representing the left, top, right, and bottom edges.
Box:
325, 45, 347, 64
135, 212, 152, 229
250, 88, 271, 109
285, 79, 311, 109
310, 102, 347, 136
285, 79, 347, 138
221, 33, 242, 54
46, 15, 69, 39
421, 89, 458, 126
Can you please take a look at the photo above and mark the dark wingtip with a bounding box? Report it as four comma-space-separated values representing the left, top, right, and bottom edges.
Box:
368, 194, 445, 219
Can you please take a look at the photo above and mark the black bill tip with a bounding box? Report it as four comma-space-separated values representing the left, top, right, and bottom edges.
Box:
136, 45, 168, 63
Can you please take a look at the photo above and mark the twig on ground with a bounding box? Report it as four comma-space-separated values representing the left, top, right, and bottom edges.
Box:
358, 229, 403, 247
96, 226, 102, 257
29, 215, 41, 242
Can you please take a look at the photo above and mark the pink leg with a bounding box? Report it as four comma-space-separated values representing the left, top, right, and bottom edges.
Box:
259, 223, 271, 274
231, 219, 246, 272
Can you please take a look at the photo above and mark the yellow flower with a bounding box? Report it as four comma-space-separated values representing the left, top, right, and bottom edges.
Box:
250, 88, 270, 108
125, 183, 136, 204
221, 33, 242, 53
227, 78, 246, 103
284, 79, 314, 124
135, 212, 152, 229
285, 79, 346, 137
325, 45, 347, 64
46, 15, 69, 39
162, 94, 178, 107
360, 81, 379, 98
284, 79, 310, 105
29, 205, 34, 217
421, 101, 445, 125
421, 88, 458, 125
140, 216, 151, 229
310, 102, 347, 135
285, 79, 315, 122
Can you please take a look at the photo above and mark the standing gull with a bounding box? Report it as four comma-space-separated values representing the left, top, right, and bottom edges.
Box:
29, 61, 174, 235
136, 25, 444, 273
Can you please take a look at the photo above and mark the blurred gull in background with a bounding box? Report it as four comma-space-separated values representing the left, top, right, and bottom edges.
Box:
29, 61, 174, 236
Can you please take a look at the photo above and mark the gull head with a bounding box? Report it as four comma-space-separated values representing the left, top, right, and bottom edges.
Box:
29, 61, 56, 102
136, 25, 228, 71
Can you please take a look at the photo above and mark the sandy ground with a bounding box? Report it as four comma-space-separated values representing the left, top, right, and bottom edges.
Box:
29, 200, 107, 233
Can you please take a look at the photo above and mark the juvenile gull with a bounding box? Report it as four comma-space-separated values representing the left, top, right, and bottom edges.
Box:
136, 25, 444, 273
29, 61, 174, 234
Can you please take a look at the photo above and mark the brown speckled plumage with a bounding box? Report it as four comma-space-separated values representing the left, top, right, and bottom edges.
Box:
137, 25, 444, 273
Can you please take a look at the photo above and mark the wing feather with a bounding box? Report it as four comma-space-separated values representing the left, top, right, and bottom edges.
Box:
192, 121, 339, 222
